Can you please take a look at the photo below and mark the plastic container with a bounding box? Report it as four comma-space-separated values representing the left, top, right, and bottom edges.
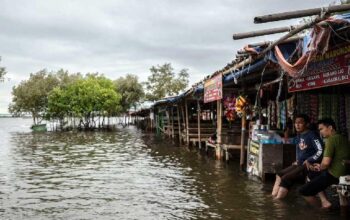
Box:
257, 130, 283, 144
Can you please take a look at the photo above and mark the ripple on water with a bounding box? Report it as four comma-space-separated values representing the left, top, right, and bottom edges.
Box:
0, 119, 347, 220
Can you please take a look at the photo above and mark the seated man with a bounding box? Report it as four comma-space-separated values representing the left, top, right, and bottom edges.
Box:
272, 114, 323, 199
299, 118, 350, 208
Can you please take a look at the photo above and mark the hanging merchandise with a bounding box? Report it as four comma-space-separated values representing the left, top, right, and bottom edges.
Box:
309, 94, 318, 124
235, 95, 250, 117
303, 93, 311, 116
267, 101, 272, 127
339, 95, 347, 135
296, 93, 310, 116
287, 95, 295, 120
318, 94, 326, 119
276, 101, 281, 129
324, 94, 332, 118
269, 100, 277, 128
345, 95, 350, 139
331, 94, 339, 128
280, 101, 287, 130
223, 96, 237, 122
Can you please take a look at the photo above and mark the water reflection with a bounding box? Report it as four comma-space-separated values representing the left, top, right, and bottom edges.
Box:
0, 118, 346, 219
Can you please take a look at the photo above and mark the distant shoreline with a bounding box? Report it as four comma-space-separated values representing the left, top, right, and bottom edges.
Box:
0, 115, 31, 118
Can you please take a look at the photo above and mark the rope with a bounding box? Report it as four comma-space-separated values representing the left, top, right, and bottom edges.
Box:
276, 70, 285, 102
328, 22, 350, 44
254, 63, 268, 108
320, 6, 329, 18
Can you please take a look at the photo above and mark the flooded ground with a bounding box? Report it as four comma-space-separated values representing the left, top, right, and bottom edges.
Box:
0, 118, 347, 219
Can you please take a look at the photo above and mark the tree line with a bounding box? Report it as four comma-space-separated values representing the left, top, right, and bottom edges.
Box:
0, 57, 6, 82
7, 63, 189, 130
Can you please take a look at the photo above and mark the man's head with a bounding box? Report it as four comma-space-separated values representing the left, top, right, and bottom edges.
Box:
294, 114, 310, 133
318, 118, 336, 138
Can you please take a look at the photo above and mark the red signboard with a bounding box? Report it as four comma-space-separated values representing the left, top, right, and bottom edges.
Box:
204, 73, 222, 103
288, 44, 350, 92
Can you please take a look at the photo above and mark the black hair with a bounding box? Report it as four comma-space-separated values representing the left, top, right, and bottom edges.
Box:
294, 114, 310, 124
318, 118, 337, 131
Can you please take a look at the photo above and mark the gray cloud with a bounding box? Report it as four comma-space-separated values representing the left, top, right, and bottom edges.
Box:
0, 0, 334, 113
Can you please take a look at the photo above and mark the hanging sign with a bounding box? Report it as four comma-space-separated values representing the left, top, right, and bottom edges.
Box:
288, 44, 350, 92
204, 73, 222, 103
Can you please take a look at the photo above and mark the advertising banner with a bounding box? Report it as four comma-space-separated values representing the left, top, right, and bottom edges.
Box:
204, 73, 222, 103
288, 44, 350, 92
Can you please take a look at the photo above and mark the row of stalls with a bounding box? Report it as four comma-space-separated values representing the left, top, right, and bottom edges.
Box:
133, 7, 350, 181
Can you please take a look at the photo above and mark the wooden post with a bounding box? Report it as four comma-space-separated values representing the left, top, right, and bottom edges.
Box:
185, 99, 189, 146
177, 105, 182, 145
155, 113, 159, 134
171, 106, 175, 138
166, 109, 170, 137
181, 103, 186, 145
240, 111, 247, 170
216, 99, 222, 159
197, 99, 201, 149
150, 109, 153, 131
217, 99, 222, 144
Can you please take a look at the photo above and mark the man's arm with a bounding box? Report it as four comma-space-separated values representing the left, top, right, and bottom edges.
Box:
320, 157, 332, 170
313, 157, 332, 171
306, 138, 323, 163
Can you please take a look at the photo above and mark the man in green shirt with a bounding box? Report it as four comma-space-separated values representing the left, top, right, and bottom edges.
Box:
299, 118, 350, 208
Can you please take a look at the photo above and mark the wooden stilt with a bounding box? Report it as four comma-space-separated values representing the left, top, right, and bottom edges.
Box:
185, 99, 189, 146
197, 99, 202, 149
166, 109, 170, 137
216, 99, 222, 159
150, 109, 153, 131
171, 106, 175, 138
240, 111, 247, 170
181, 103, 186, 144
177, 105, 182, 145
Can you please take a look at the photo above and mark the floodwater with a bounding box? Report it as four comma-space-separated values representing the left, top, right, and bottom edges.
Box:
0, 118, 347, 219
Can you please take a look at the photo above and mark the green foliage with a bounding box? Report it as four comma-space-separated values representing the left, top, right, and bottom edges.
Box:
55, 69, 82, 88
0, 57, 6, 82
144, 63, 189, 101
114, 74, 144, 112
9, 69, 60, 124
47, 75, 122, 129
9, 64, 187, 129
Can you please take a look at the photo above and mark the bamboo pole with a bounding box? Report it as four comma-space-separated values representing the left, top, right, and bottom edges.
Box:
171, 106, 175, 138
240, 111, 247, 170
185, 99, 189, 146
150, 109, 153, 131
217, 99, 222, 145
247, 36, 303, 47
197, 99, 202, 149
216, 99, 222, 159
261, 77, 283, 88
177, 105, 182, 145
181, 103, 186, 145
155, 114, 159, 135
233, 26, 298, 40
223, 14, 328, 76
167, 109, 171, 137
234, 18, 341, 41
254, 4, 350, 24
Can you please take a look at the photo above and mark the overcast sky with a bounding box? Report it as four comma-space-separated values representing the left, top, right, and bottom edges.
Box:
0, 0, 336, 113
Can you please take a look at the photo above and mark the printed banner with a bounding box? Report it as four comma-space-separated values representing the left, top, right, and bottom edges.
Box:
288, 44, 350, 92
204, 73, 222, 103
